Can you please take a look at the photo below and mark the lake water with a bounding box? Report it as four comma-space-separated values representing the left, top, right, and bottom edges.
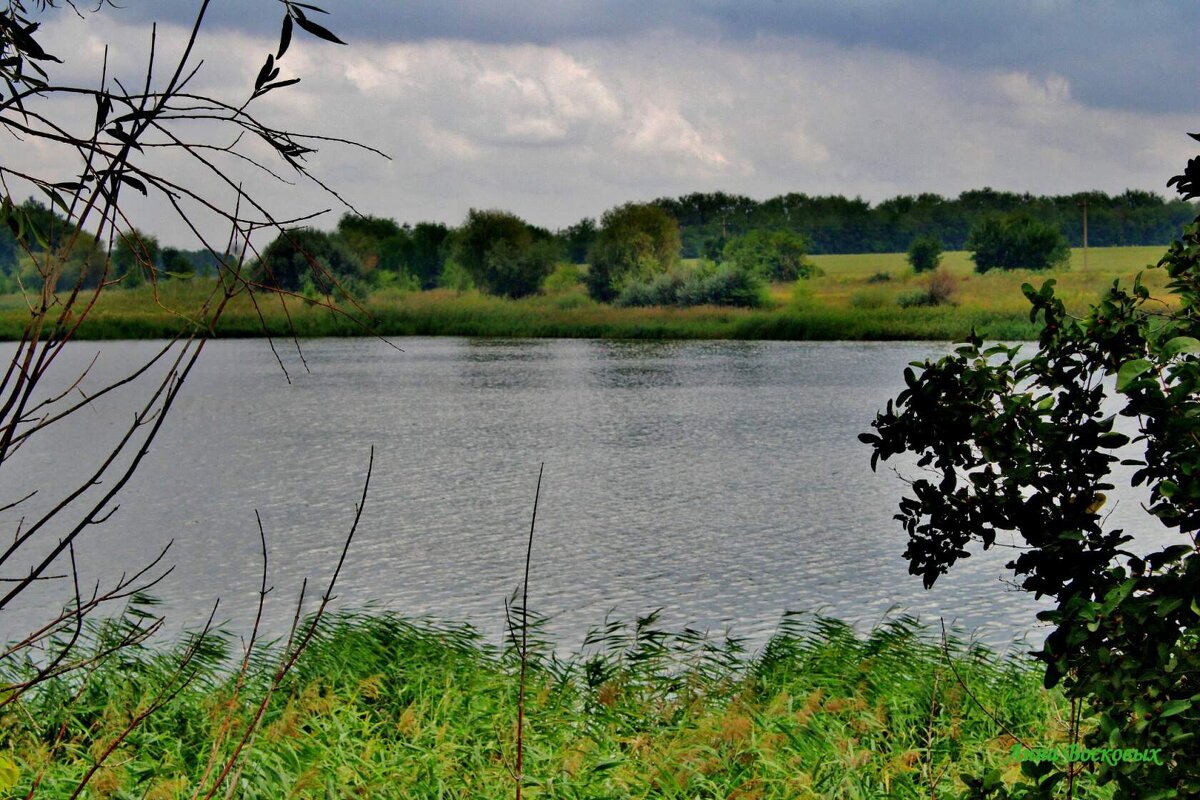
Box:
0, 337, 1164, 653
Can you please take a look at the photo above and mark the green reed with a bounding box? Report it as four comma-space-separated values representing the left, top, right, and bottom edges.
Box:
1, 609, 1109, 799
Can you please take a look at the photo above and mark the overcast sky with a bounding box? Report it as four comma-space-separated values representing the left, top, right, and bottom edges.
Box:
19, 1, 1200, 246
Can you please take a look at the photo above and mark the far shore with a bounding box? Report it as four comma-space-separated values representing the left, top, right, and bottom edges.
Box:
0, 246, 1169, 342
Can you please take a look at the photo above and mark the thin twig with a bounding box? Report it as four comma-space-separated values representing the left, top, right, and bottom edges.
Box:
515, 463, 544, 800
938, 619, 1032, 751
195, 447, 372, 800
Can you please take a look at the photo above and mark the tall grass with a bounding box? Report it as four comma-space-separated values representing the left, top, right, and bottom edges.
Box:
2, 609, 1109, 798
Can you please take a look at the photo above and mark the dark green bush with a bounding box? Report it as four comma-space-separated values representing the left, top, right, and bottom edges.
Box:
966, 212, 1070, 273
615, 271, 686, 307
617, 265, 763, 308
679, 266, 764, 307
906, 234, 943, 273
896, 290, 935, 308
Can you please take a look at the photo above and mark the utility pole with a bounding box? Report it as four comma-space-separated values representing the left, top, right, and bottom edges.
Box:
1078, 198, 1089, 271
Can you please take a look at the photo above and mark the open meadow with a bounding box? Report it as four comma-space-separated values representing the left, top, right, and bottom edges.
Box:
801, 246, 1170, 320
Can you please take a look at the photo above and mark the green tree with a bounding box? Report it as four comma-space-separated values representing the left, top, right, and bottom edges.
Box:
905, 234, 943, 273
453, 209, 556, 298
58, 235, 107, 290
160, 246, 197, 278
16, 230, 106, 292
0, 228, 16, 273
861, 141, 1200, 797
335, 213, 407, 278
586, 202, 681, 302
408, 222, 451, 289
255, 228, 363, 293
966, 212, 1070, 273
722, 229, 814, 281
113, 228, 160, 286
560, 217, 597, 264
437, 256, 474, 293
701, 234, 727, 262
14, 198, 70, 252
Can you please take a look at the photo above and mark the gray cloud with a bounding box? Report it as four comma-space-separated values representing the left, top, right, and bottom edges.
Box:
104, 1, 1198, 113
13, 8, 1197, 249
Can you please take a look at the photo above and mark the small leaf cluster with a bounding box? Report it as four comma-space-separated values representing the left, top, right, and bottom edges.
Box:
0, 1, 63, 107
254, 1, 345, 100
1166, 133, 1200, 201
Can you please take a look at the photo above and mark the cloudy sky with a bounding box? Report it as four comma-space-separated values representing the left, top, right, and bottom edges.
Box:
20, 1, 1200, 246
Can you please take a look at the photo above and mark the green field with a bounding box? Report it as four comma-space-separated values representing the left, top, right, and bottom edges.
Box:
803, 245, 1168, 318
4, 610, 1103, 799
0, 246, 1171, 341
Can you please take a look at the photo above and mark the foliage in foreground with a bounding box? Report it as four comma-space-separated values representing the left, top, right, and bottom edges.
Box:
863, 143, 1200, 797
0, 610, 1095, 799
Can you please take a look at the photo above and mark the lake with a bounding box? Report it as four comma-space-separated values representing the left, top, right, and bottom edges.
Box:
0, 337, 1163, 653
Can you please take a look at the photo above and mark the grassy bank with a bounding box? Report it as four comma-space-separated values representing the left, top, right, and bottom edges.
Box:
0, 245, 1169, 341
1, 610, 1105, 799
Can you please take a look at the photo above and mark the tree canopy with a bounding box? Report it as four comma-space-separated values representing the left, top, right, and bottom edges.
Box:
651, 189, 1195, 258
561, 217, 597, 265
586, 203, 681, 302
721, 229, 815, 281
452, 209, 558, 298
966, 212, 1070, 273
113, 229, 160, 287
254, 228, 364, 293
407, 222, 451, 289
336, 213, 407, 274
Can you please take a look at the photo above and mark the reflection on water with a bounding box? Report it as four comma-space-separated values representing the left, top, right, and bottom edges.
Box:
0, 337, 1167, 653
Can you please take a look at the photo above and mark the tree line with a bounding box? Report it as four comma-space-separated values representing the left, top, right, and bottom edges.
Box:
4, 186, 1194, 303
650, 188, 1197, 257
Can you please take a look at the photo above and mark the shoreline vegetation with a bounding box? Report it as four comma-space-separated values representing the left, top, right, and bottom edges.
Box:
5, 609, 1107, 799
0, 246, 1169, 343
